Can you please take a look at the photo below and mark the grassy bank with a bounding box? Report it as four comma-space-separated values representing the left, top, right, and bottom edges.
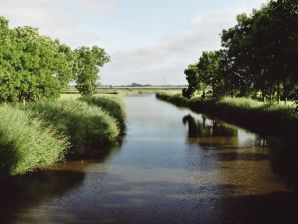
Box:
24, 99, 121, 156
156, 93, 298, 136
0, 97, 125, 176
79, 95, 126, 133
0, 106, 69, 176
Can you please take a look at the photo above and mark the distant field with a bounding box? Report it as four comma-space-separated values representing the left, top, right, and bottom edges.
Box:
61, 87, 183, 97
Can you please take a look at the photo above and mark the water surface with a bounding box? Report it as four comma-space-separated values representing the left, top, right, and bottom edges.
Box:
1, 94, 297, 224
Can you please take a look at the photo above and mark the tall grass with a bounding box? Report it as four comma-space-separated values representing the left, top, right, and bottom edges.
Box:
79, 96, 126, 133
0, 106, 68, 176
25, 99, 120, 156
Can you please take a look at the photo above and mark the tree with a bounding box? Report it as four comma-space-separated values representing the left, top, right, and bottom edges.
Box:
12, 26, 75, 103
182, 64, 199, 99
197, 51, 222, 97
0, 16, 117, 104
0, 17, 76, 104
183, 51, 223, 99
220, 0, 298, 103
74, 46, 110, 96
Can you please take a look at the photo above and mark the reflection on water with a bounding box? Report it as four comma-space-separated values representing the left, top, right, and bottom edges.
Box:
0, 94, 298, 224
183, 113, 298, 191
183, 114, 238, 138
182, 114, 263, 149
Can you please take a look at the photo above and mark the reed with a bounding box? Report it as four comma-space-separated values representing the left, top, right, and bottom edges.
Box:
0, 106, 69, 176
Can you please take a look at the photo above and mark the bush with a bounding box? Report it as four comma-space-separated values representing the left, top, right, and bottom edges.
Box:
25, 99, 120, 156
0, 106, 68, 176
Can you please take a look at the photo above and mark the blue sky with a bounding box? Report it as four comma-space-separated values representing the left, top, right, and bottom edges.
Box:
0, 0, 267, 85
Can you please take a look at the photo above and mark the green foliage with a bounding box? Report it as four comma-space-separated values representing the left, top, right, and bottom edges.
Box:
0, 16, 110, 103
0, 20, 75, 103
79, 95, 126, 133
183, 0, 298, 105
74, 46, 110, 96
0, 106, 68, 176
183, 51, 222, 99
183, 64, 200, 98
25, 99, 120, 156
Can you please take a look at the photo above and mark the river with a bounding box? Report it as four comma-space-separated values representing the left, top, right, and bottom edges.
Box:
0, 94, 297, 224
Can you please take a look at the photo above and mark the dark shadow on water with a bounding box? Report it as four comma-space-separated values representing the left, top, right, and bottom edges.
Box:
0, 142, 123, 224
216, 152, 269, 161
267, 136, 298, 190
13, 173, 296, 224
0, 169, 85, 224
72, 141, 123, 162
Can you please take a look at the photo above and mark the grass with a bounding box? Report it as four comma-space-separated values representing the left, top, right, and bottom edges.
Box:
79, 95, 126, 133
0, 95, 125, 177
24, 99, 121, 157
156, 93, 298, 136
0, 106, 69, 176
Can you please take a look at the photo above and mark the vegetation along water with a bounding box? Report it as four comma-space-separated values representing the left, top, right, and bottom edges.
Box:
0, 0, 298, 223
0, 94, 297, 224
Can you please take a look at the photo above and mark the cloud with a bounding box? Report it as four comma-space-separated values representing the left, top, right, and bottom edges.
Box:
0, 0, 119, 47
101, 1, 267, 85
0, 0, 267, 85
101, 32, 219, 85
101, 7, 250, 85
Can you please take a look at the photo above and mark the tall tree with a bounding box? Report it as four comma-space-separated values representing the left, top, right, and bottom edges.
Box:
74, 46, 110, 96
182, 64, 199, 99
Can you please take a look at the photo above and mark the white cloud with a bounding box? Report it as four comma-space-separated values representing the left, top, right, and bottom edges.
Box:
0, 0, 267, 85
101, 7, 250, 85
101, 1, 267, 85
0, 0, 119, 47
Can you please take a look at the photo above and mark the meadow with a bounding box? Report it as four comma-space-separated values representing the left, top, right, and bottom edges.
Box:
62, 87, 183, 96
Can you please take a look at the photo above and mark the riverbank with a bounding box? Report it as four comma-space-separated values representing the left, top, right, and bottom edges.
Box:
156, 93, 298, 136
2, 94, 297, 224
0, 95, 125, 176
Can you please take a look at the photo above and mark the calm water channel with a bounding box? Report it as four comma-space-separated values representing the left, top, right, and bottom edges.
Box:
0, 94, 297, 224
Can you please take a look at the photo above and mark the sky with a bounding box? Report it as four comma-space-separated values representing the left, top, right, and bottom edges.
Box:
0, 0, 267, 85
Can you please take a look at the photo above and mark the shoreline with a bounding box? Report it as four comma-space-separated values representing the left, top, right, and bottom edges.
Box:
155, 93, 298, 137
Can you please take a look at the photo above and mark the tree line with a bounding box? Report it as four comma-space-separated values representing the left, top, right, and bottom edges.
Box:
0, 16, 109, 103
183, 0, 298, 104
